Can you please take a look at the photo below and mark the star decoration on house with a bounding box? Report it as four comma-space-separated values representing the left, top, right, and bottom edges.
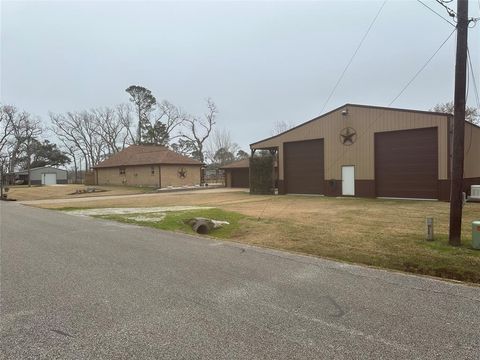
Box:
177, 167, 187, 179
339, 127, 357, 146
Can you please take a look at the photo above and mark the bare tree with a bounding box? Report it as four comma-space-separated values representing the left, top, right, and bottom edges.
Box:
51, 112, 87, 172
0, 105, 15, 155
154, 100, 186, 142
73, 111, 103, 169
0, 105, 16, 192
5, 109, 42, 180
58, 137, 80, 183
91, 107, 118, 154
21, 117, 43, 186
206, 128, 240, 165
51, 105, 135, 172
116, 103, 136, 147
432, 102, 479, 125
179, 98, 218, 163
1, 106, 30, 172
271, 120, 295, 135
91, 106, 133, 155
50, 112, 100, 171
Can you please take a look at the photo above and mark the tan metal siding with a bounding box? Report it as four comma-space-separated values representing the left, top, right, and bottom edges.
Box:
464, 123, 480, 178
252, 106, 449, 181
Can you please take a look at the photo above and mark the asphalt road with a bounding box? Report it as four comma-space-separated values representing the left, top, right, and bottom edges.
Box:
1, 203, 479, 359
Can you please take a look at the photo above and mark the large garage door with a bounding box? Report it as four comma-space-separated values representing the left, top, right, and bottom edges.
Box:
231, 168, 249, 188
375, 127, 438, 199
284, 139, 324, 194
42, 173, 57, 185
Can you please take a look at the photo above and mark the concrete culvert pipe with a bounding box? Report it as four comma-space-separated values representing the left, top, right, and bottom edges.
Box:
185, 217, 229, 234
191, 219, 214, 234
194, 223, 210, 234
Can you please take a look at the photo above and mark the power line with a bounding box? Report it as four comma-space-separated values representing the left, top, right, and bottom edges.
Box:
426, 0, 479, 26
434, 0, 457, 19
467, 48, 480, 110
320, 0, 388, 114
417, 0, 455, 26
321, 28, 457, 178
389, 28, 456, 106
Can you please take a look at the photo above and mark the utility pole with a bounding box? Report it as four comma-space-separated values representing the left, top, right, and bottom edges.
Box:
449, 0, 469, 246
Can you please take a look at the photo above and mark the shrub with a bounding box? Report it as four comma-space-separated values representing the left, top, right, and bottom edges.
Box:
250, 156, 274, 195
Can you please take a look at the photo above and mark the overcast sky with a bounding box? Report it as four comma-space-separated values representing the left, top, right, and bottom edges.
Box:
1, 0, 479, 150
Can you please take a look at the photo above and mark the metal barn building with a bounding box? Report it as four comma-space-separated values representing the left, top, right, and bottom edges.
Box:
250, 104, 480, 201
12, 167, 68, 185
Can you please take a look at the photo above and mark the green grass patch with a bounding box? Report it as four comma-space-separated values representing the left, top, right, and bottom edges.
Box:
58, 193, 480, 284
56, 207, 93, 212
94, 208, 248, 239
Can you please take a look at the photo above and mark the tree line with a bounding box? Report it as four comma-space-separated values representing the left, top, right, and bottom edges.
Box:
0, 85, 250, 184
2, 96, 476, 185
0, 106, 70, 186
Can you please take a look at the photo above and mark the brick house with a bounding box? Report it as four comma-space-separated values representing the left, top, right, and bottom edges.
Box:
93, 145, 202, 188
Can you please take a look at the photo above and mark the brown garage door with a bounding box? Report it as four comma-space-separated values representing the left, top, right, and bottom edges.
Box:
231, 168, 249, 188
375, 127, 438, 199
284, 139, 324, 194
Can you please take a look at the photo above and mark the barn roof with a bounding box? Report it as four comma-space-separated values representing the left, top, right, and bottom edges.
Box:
220, 158, 278, 169
220, 159, 250, 169
12, 166, 68, 175
94, 145, 202, 168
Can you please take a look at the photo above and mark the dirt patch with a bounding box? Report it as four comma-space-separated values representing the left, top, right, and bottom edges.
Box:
124, 214, 166, 222
64, 205, 213, 216
8, 184, 148, 201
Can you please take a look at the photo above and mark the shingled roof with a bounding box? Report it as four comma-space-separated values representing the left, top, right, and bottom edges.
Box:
220, 159, 250, 169
94, 145, 202, 168
220, 158, 277, 169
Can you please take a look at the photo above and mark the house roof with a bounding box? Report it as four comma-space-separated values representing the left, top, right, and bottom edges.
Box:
94, 145, 202, 168
250, 103, 453, 147
220, 159, 250, 169
12, 166, 67, 175
220, 158, 278, 169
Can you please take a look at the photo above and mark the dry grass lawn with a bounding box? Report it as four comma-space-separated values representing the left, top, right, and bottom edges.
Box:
6, 184, 149, 201
30, 190, 480, 283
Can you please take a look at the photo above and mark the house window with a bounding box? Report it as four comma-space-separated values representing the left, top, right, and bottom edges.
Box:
119, 167, 126, 175
151, 166, 155, 175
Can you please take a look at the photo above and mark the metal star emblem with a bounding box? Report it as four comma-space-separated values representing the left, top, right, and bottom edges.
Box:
340, 127, 357, 146
178, 168, 187, 179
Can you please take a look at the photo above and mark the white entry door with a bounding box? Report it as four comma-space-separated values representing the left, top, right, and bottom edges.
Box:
42, 173, 57, 185
342, 166, 355, 196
